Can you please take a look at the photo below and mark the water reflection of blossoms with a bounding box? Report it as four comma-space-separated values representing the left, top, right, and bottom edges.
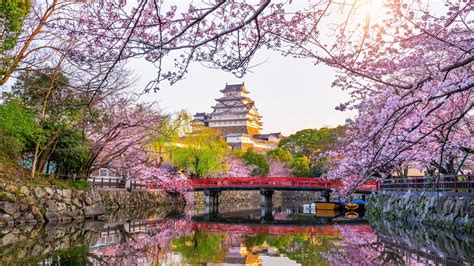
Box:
93, 221, 390, 265
92, 219, 194, 265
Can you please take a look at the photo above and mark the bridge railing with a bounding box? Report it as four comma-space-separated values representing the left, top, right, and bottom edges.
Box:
380, 175, 473, 193
89, 176, 125, 189
182, 177, 379, 191
89, 176, 160, 191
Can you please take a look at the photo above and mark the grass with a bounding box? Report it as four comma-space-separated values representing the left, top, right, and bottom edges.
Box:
0, 166, 90, 191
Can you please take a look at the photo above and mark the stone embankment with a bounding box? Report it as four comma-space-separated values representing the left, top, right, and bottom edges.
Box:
369, 219, 473, 262
0, 183, 184, 226
192, 190, 326, 213
367, 191, 473, 232
0, 222, 102, 264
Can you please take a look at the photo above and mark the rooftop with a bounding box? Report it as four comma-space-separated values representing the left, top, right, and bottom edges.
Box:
219, 83, 249, 93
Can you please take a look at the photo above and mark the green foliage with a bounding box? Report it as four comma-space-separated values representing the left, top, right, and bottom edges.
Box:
4, 174, 90, 190
23, 245, 90, 265
244, 234, 338, 266
4, 69, 95, 177
173, 128, 229, 177
172, 231, 227, 264
0, 99, 40, 163
242, 148, 269, 176
267, 147, 293, 162
0, 0, 31, 50
0, 0, 31, 78
150, 110, 191, 166
279, 127, 345, 177
310, 157, 329, 177
72, 181, 89, 190
279, 127, 344, 156
9, 69, 75, 122
291, 156, 311, 177
48, 128, 92, 176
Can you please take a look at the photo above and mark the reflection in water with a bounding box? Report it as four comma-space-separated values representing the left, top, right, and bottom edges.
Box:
0, 206, 472, 265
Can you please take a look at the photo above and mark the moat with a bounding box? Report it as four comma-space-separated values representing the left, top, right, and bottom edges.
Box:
1, 203, 472, 265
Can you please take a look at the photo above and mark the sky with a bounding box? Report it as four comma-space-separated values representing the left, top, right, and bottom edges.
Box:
124, 0, 363, 137
129, 49, 354, 136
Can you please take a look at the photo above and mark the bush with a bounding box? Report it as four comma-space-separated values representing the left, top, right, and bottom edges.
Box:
291, 156, 311, 177
267, 148, 293, 162
0, 99, 39, 163
243, 149, 269, 176
310, 158, 329, 177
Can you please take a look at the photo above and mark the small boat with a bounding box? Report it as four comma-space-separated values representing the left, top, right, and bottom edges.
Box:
344, 199, 366, 211
314, 201, 343, 210
344, 211, 360, 219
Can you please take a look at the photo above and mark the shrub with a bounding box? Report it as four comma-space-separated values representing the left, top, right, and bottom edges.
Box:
291, 156, 311, 177
242, 149, 269, 176
266, 148, 293, 162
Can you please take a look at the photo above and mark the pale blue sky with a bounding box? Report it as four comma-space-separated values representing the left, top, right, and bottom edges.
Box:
129, 49, 354, 136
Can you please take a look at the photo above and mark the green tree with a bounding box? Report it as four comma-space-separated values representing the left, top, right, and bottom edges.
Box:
173, 127, 229, 178
0, 0, 31, 77
279, 127, 345, 177
0, 0, 31, 50
0, 99, 39, 164
242, 148, 269, 176
47, 127, 92, 177
150, 110, 191, 166
6, 69, 92, 177
291, 156, 311, 177
267, 147, 293, 162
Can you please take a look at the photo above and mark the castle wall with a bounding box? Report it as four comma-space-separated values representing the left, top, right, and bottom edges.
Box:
212, 125, 261, 136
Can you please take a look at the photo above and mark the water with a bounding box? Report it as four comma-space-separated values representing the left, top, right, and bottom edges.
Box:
1, 204, 473, 265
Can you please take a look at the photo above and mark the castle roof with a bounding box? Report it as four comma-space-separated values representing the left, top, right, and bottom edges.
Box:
211, 100, 255, 110
215, 96, 251, 102
253, 133, 283, 140
219, 83, 249, 93
210, 109, 262, 119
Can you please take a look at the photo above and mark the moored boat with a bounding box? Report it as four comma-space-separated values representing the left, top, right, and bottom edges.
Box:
314, 201, 343, 210
344, 199, 366, 211
344, 211, 360, 219
315, 210, 342, 218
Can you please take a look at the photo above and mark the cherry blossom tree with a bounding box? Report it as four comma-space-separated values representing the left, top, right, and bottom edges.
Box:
4, 0, 471, 194
2, 0, 296, 91
220, 155, 252, 177
268, 159, 292, 177
87, 95, 190, 190
324, 1, 473, 194
261, 0, 473, 194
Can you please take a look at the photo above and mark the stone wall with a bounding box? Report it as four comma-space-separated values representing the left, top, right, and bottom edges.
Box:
192, 191, 328, 211
0, 183, 184, 226
0, 184, 105, 226
0, 222, 102, 264
367, 191, 473, 232
281, 191, 324, 206
99, 190, 185, 222
369, 219, 473, 262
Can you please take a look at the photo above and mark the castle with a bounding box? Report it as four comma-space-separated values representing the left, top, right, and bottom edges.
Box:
192, 83, 282, 152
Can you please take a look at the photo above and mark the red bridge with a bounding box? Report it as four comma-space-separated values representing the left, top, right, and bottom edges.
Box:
165, 177, 379, 193
161, 177, 379, 209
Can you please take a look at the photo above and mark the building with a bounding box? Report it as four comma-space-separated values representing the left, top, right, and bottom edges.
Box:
192, 83, 283, 152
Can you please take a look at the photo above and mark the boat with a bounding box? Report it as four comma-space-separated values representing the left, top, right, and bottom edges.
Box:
314, 201, 343, 210
344, 211, 360, 219
315, 210, 342, 218
344, 199, 366, 211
